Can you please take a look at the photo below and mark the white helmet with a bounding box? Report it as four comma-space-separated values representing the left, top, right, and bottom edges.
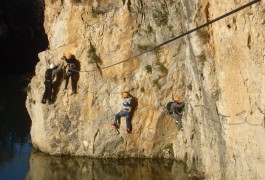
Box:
49, 64, 54, 69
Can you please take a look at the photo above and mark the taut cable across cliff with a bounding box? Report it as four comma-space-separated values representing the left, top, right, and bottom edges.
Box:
70, 0, 261, 73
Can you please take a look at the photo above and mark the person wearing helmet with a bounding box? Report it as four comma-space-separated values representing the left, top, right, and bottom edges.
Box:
167, 96, 185, 130
61, 52, 77, 94
41, 62, 63, 104
112, 92, 132, 133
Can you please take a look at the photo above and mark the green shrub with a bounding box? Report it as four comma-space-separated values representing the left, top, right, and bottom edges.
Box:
190, 156, 197, 172
165, 143, 173, 150
197, 53, 206, 66
184, 152, 188, 163
87, 44, 101, 64
157, 62, 168, 75
153, 4, 169, 26
152, 79, 161, 89
137, 44, 153, 51
147, 25, 153, 33
168, 25, 173, 31
197, 29, 210, 44
145, 65, 152, 73
140, 87, 145, 93
92, 7, 105, 18
165, 143, 174, 154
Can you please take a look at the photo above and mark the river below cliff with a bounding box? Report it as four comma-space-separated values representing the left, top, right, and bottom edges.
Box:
0, 142, 188, 180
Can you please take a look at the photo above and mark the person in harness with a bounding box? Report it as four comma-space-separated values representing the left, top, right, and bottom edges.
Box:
167, 97, 185, 130
62, 52, 77, 94
112, 92, 132, 133
41, 63, 63, 104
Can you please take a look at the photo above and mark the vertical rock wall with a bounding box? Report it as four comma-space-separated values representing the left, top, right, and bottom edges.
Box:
175, 0, 265, 179
27, 0, 186, 158
26, 0, 265, 179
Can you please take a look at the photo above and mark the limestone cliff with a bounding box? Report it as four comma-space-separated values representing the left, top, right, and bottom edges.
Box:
174, 0, 265, 179
27, 0, 185, 158
26, 0, 265, 179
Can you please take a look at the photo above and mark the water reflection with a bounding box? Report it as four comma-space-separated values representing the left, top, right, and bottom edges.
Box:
0, 75, 31, 164
27, 150, 188, 180
0, 143, 31, 179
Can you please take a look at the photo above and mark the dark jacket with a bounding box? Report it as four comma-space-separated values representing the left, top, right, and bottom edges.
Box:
64, 57, 76, 74
169, 102, 185, 115
45, 64, 63, 82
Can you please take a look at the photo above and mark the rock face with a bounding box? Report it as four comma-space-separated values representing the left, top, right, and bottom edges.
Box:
27, 0, 186, 158
26, 0, 265, 179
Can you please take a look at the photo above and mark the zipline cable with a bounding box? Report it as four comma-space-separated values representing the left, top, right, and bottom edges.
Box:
76, 0, 261, 73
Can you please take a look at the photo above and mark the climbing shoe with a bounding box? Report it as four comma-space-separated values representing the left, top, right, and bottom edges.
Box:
71, 90, 77, 95
111, 123, 119, 128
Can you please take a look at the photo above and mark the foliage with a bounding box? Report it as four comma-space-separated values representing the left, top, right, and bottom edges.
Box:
92, 7, 105, 18
184, 152, 188, 163
168, 25, 173, 31
87, 44, 101, 64
190, 156, 197, 172
147, 25, 153, 33
197, 29, 210, 44
153, 3, 169, 26
152, 79, 161, 89
22, 85, 31, 93
137, 44, 153, 51
156, 62, 168, 75
140, 87, 145, 93
145, 65, 152, 73
165, 143, 173, 150
197, 53, 206, 67
187, 84, 192, 91
165, 143, 174, 155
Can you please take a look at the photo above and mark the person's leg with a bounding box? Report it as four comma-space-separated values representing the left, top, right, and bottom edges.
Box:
114, 112, 121, 124
65, 74, 70, 89
112, 111, 127, 127
42, 82, 49, 103
125, 112, 131, 130
176, 114, 183, 130
171, 114, 178, 123
46, 82, 52, 103
70, 73, 76, 93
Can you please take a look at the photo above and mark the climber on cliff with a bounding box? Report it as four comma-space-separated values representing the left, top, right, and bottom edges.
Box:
61, 52, 77, 94
112, 92, 133, 133
41, 62, 63, 104
167, 96, 185, 130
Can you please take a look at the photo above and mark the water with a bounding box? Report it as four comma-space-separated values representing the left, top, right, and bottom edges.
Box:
0, 143, 31, 180
0, 142, 188, 180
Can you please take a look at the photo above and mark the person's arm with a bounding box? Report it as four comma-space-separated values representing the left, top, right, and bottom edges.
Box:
170, 102, 178, 110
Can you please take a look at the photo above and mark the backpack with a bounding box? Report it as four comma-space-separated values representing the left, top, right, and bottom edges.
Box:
166, 102, 173, 114
45, 69, 53, 80
68, 63, 75, 70
176, 102, 185, 114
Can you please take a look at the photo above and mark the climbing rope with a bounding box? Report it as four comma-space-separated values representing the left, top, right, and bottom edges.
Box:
67, 0, 261, 73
